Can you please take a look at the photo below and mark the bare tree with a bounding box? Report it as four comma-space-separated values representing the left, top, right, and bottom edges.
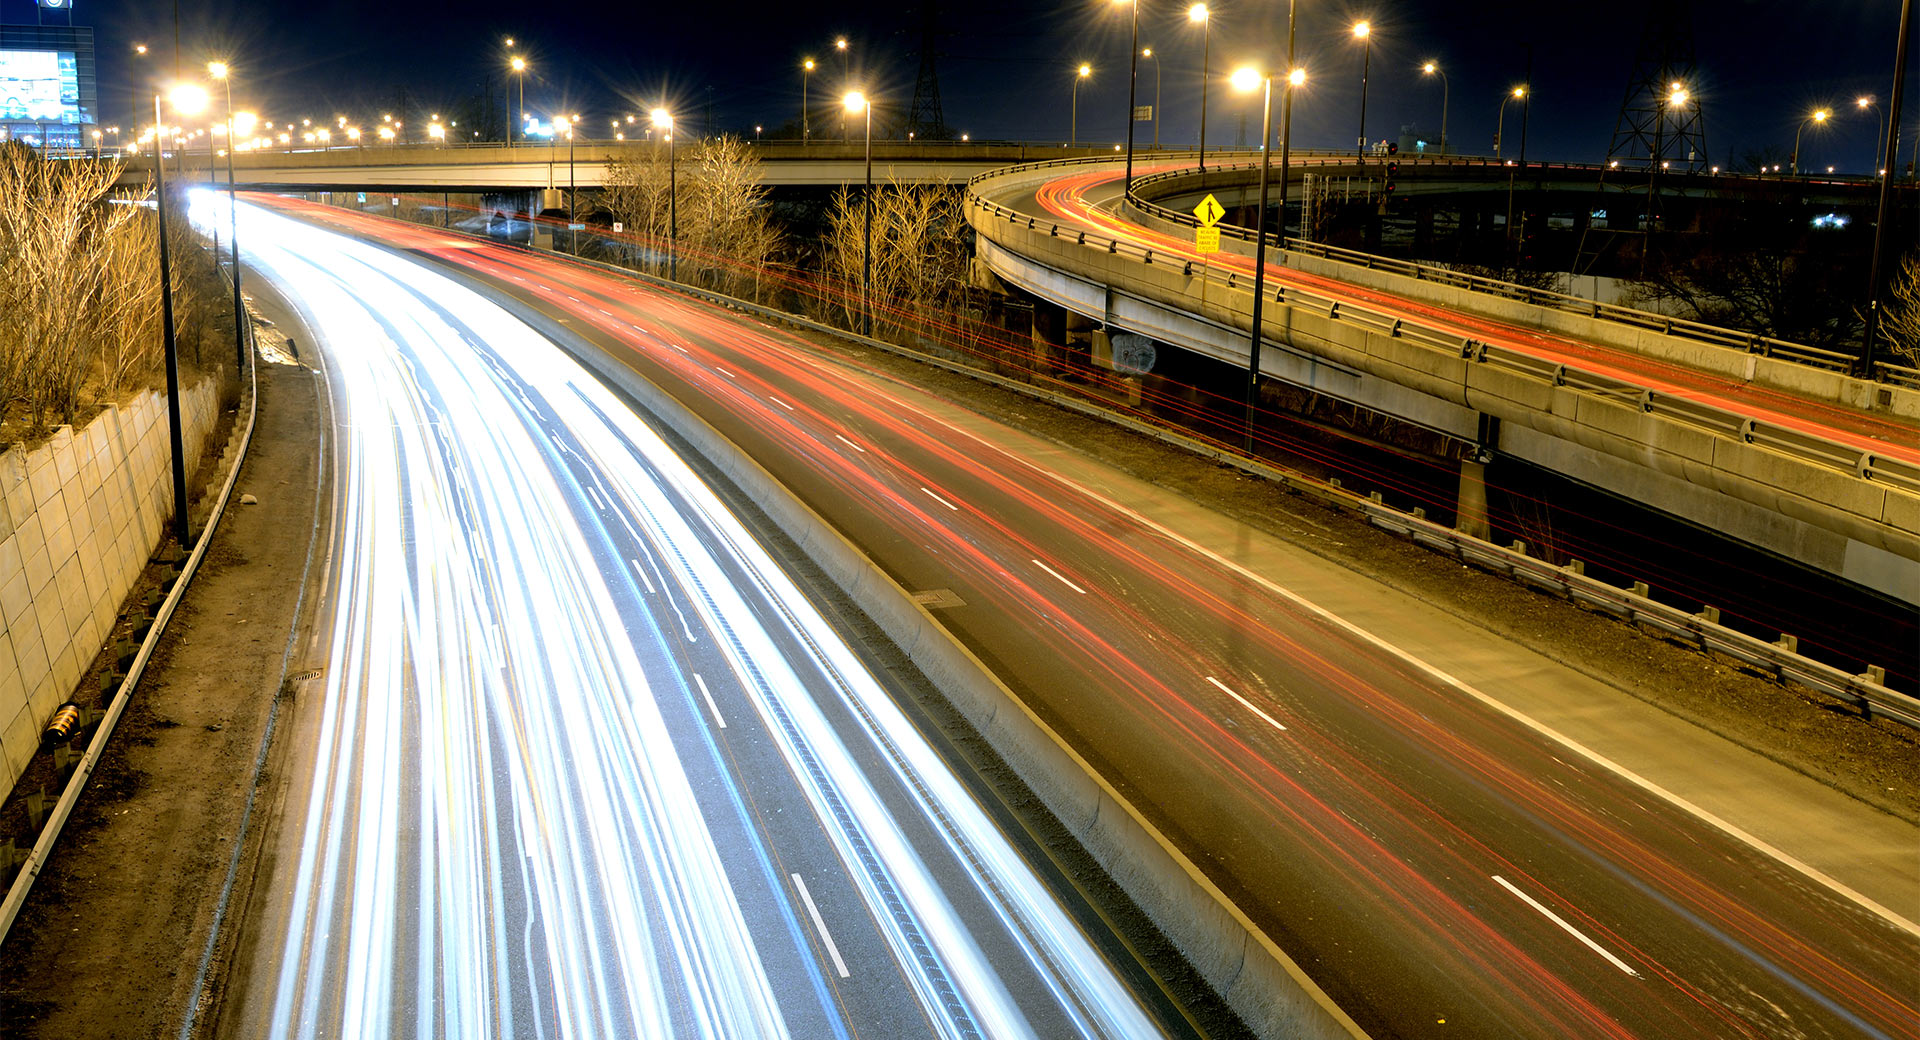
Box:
601, 135, 779, 297
1876, 251, 1920, 368
822, 179, 970, 343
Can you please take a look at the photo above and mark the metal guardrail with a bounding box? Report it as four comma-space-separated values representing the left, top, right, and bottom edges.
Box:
1120, 161, 1878, 378
965, 189, 1920, 498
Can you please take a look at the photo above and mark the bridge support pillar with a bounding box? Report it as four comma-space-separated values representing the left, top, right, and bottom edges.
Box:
1456, 459, 1492, 540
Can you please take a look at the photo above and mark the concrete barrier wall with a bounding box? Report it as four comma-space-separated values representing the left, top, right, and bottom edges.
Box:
538, 314, 1370, 1039
0, 382, 219, 801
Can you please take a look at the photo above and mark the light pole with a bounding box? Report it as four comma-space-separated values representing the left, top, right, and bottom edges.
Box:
131, 43, 149, 132
1231, 63, 1304, 454
209, 61, 248, 374
802, 57, 815, 143
836, 37, 850, 140
1189, 4, 1210, 171
1422, 60, 1448, 155
1352, 21, 1372, 162
1114, 0, 1142, 195
1072, 63, 1091, 146
1792, 108, 1830, 174
1857, 95, 1889, 175
845, 91, 874, 337
652, 108, 677, 280
153, 82, 207, 549
1862, 0, 1912, 376
1143, 47, 1161, 150
554, 114, 577, 253
1494, 85, 1524, 157
509, 56, 527, 148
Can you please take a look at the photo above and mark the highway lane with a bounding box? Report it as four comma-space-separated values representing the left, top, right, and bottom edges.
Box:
1012, 163, 1919, 462
260, 197, 1920, 1040
216, 196, 1177, 1040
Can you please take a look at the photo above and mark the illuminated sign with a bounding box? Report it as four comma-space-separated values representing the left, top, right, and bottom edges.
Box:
37, 0, 73, 9
0, 49, 83, 123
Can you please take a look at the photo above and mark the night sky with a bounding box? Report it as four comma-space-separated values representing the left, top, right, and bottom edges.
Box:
19, 0, 1915, 173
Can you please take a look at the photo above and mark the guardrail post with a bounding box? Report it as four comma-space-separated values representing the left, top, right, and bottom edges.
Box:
1860, 664, 1887, 686
1630, 580, 1650, 598
1696, 605, 1721, 624
1775, 633, 1798, 654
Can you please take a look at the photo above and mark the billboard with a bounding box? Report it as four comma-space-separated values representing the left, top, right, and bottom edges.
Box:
0, 48, 81, 123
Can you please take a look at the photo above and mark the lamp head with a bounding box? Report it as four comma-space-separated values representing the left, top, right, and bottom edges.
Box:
843, 91, 866, 114
1422, 61, 1436, 74
511, 56, 527, 72
1353, 21, 1370, 38
804, 58, 815, 71
650, 107, 672, 129
1188, 3, 1208, 21
1230, 66, 1262, 93
1078, 63, 1091, 78
168, 83, 209, 115
207, 61, 229, 80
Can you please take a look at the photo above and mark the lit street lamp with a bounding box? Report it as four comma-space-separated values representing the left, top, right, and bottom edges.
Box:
1791, 107, 1830, 175
1421, 60, 1448, 155
555, 114, 578, 253
801, 57, 815, 143
1856, 95, 1888, 175
153, 81, 209, 549
1142, 47, 1160, 150
1494, 85, 1525, 157
1230, 62, 1305, 454
207, 61, 247, 374
836, 37, 850, 140
651, 107, 677, 280
845, 91, 874, 336
1071, 63, 1091, 146
1352, 20, 1372, 162
1189, 4, 1211, 171
509, 55, 527, 148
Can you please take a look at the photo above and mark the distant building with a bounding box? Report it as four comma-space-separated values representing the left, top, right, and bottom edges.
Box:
0, 23, 97, 150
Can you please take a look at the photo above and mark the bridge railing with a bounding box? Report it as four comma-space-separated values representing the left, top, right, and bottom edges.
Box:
1117, 161, 1884, 380
965, 188, 1920, 500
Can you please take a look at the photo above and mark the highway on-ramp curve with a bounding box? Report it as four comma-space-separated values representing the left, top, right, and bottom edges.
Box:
220, 197, 1182, 1040
251, 195, 1917, 1040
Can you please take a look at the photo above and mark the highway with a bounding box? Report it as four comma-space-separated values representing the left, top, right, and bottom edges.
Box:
245, 197, 1919, 1040
1016, 162, 1919, 462
216, 197, 1179, 1040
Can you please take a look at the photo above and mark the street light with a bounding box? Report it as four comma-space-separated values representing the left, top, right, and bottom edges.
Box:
651, 107, 677, 280
845, 91, 874, 336
1142, 47, 1161, 150
1792, 107, 1830, 175
1352, 20, 1372, 162
1856, 95, 1889, 176
1230, 62, 1305, 454
836, 37, 851, 140
209, 61, 247, 374
509, 55, 527, 149
1189, 4, 1211, 172
1494, 85, 1525, 157
1113, 0, 1142, 195
1071, 63, 1091, 146
802, 57, 816, 143
1421, 60, 1448, 155
153, 82, 208, 549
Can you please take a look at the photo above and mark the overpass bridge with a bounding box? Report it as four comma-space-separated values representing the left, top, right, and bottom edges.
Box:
966, 155, 1920, 604
118, 139, 1111, 192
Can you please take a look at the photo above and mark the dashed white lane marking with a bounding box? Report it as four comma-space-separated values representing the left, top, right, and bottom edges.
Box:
1205, 675, 1289, 732
585, 484, 607, 512
692, 673, 726, 729
1031, 558, 1088, 595
769, 396, 795, 410
1491, 875, 1640, 978
920, 487, 959, 511
791, 873, 851, 978
715, 366, 735, 378
834, 434, 867, 453
628, 558, 657, 594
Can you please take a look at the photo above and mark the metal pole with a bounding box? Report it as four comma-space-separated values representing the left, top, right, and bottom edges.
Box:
1153, 51, 1161, 150
1276, 0, 1296, 238
223, 80, 245, 374
1862, 0, 1913, 375
152, 94, 191, 550
863, 104, 873, 337
668, 127, 677, 280
1197, 15, 1209, 172
1244, 75, 1274, 454
1124, 0, 1139, 195
802, 66, 810, 143
1357, 37, 1370, 163
1439, 71, 1449, 155
569, 128, 576, 254
1072, 76, 1080, 147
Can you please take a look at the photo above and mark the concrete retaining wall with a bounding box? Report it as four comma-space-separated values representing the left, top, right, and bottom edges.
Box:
0, 382, 220, 802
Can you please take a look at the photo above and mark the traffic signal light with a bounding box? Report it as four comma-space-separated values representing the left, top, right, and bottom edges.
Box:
1384, 155, 1399, 197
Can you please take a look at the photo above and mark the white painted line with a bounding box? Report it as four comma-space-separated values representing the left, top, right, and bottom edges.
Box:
791, 873, 850, 977
1205, 675, 1288, 732
1491, 875, 1639, 978
1031, 558, 1088, 595
769, 396, 795, 411
715, 366, 735, 378
834, 434, 866, 454
672, 343, 689, 353
920, 487, 960, 511
628, 558, 656, 594
692, 674, 726, 729
585, 485, 607, 511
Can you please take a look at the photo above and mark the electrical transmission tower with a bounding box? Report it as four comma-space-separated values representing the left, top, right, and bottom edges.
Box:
907, 4, 952, 140
1607, 0, 1707, 171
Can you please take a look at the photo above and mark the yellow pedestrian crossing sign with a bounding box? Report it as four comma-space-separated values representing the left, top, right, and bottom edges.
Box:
1193, 193, 1225, 227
